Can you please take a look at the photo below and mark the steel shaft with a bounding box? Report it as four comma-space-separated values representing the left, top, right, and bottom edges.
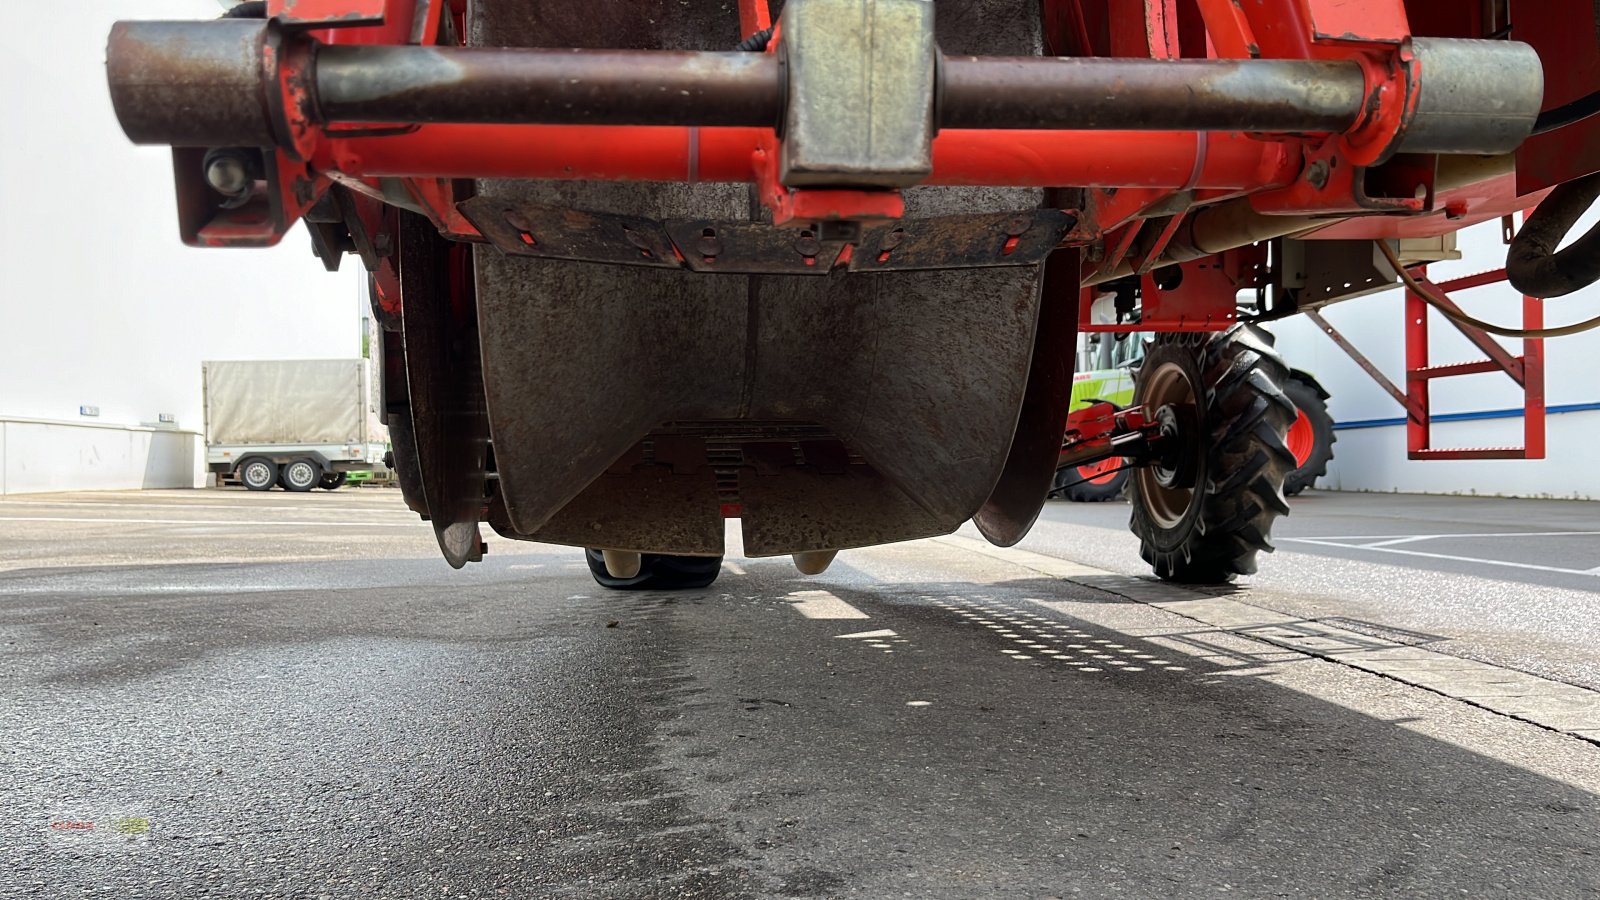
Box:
316, 46, 785, 128
106, 21, 1541, 159
938, 56, 1367, 133
316, 44, 1369, 134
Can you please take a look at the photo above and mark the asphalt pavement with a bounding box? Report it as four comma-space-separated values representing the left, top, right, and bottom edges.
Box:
3, 487, 1599, 898
1012, 490, 1600, 690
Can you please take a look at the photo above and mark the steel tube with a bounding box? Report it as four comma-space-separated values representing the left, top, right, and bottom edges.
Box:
314, 45, 1371, 134
316, 46, 784, 127
1399, 39, 1543, 156
326, 126, 1297, 189
939, 56, 1368, 133
108, 21, 1544, 157
107, 20, 278, 147
314, 44, 1370, 133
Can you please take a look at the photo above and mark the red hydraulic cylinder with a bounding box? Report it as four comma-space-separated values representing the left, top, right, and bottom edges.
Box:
326, 126, 1297, 190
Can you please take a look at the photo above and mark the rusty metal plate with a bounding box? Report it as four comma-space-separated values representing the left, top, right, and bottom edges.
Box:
474, 245, 1045, 549
849, 210, 1075, 272
665, 221, 847, 275
398, 212, 490, 568
466, 0, 1054, 557
487, 467, 728, 556
270, 0, 387, 27
372, 324, 431, 517
972, 248, 1082, 546
737, 466, 949, 557
459, 198, 681, 269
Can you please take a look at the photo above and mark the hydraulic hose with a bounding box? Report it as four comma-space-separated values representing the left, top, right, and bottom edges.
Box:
1380, 241, 1600, 338
1506, 172, 1600, 298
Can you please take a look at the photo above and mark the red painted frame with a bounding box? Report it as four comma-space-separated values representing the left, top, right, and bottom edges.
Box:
1404, 266, 1547, 461
190, 0, 1520, 250
173, 0, 1586, 359
144, 0, 1597, 471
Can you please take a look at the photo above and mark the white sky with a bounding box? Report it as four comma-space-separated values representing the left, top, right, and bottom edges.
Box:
0, 0, 362, 432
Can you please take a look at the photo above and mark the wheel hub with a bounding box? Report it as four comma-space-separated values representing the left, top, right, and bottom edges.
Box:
1150, 403, 1200, 491
1134, 360, 1202, 530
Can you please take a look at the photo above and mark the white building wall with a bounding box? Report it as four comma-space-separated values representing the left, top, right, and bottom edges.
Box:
0, 1, 362, 494
0, 419, 204, 495
1270, 218, 1600, 500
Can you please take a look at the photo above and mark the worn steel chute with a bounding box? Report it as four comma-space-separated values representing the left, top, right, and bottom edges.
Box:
469, 0, 1052, 557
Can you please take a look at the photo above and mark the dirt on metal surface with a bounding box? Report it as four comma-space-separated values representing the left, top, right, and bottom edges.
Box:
468, 0, 1056, 557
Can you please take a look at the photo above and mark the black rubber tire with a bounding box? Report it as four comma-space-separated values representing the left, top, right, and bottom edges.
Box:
1282, 375, 1336, 497
222, 1, 267, 19
279, 458, 322, 493
584, 549, 723, 590
238, 458, 278, 492
318, 472, 349, 491
1053, 460, 1130, 502
1128, 325, 1296, 583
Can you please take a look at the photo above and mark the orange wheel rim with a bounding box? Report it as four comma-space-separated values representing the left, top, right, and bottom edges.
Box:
1287, 406, 1315, 467
1077, 457, 1123, 485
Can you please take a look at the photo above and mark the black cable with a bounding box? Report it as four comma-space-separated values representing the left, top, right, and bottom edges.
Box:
737, 27, 773, 52
1533, 90, 1600, 136
1378, 241, 1600, 338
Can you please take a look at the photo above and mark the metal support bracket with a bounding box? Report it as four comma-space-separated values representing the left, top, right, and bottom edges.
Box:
463, 202, 1072, 273
778, 0, 936, 187
1403, 266, 1546, 460
1304, 259, 1546, 462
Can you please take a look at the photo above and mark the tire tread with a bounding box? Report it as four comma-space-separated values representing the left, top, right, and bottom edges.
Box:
1130, 324, 1296, 583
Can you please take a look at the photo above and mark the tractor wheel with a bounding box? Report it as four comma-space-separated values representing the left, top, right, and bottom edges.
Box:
1282, 375, 1336, 496
318, 472, 349, 491
279, 458, 322, 493
239, 458, 278, 492
584, 549, 723, 591
1053, 456, 1130, 502
1128, 325, 1296, 583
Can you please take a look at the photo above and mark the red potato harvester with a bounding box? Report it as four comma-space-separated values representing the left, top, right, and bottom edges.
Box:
106, 0, 1600, 587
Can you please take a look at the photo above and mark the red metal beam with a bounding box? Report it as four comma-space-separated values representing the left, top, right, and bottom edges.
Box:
1303, 308, 1425, 425
325, 127, 1298, 189
1398, 264, 1546, 460
1407, 270, 1525, 386
737, 0, 772, 37
1522, 295, 1548, 459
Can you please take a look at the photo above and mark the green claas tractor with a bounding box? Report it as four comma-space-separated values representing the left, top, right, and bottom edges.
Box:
1055, 333, 1335, 503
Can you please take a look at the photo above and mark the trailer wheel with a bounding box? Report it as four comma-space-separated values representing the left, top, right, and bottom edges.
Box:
583, 549, 723, 591
1282, 374, 1336, 497
238, 458, 278, 492
280, 459, 322, 493
318, 472, 349, 490
1128, 325, 1296, 583
1053, 456, 1130, 502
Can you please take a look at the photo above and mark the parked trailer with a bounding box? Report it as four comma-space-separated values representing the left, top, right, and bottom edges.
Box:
109, 0, 1600, 586
203, 359, 388, 492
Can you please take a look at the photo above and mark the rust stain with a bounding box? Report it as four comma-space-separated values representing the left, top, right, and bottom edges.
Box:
276, 0, 386, 24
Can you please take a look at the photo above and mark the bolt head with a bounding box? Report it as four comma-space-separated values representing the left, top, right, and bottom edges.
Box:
1306, 160, 1331, 191
205, 156, 250, 195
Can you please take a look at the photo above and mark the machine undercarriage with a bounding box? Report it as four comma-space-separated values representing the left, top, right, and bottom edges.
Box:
106, 0, 1600, 585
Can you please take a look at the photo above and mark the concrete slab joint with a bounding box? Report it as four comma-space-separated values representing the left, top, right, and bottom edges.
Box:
940, 534, 1600, 746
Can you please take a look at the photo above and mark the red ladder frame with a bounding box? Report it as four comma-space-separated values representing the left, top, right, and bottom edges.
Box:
1403, 266, 1546, 460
